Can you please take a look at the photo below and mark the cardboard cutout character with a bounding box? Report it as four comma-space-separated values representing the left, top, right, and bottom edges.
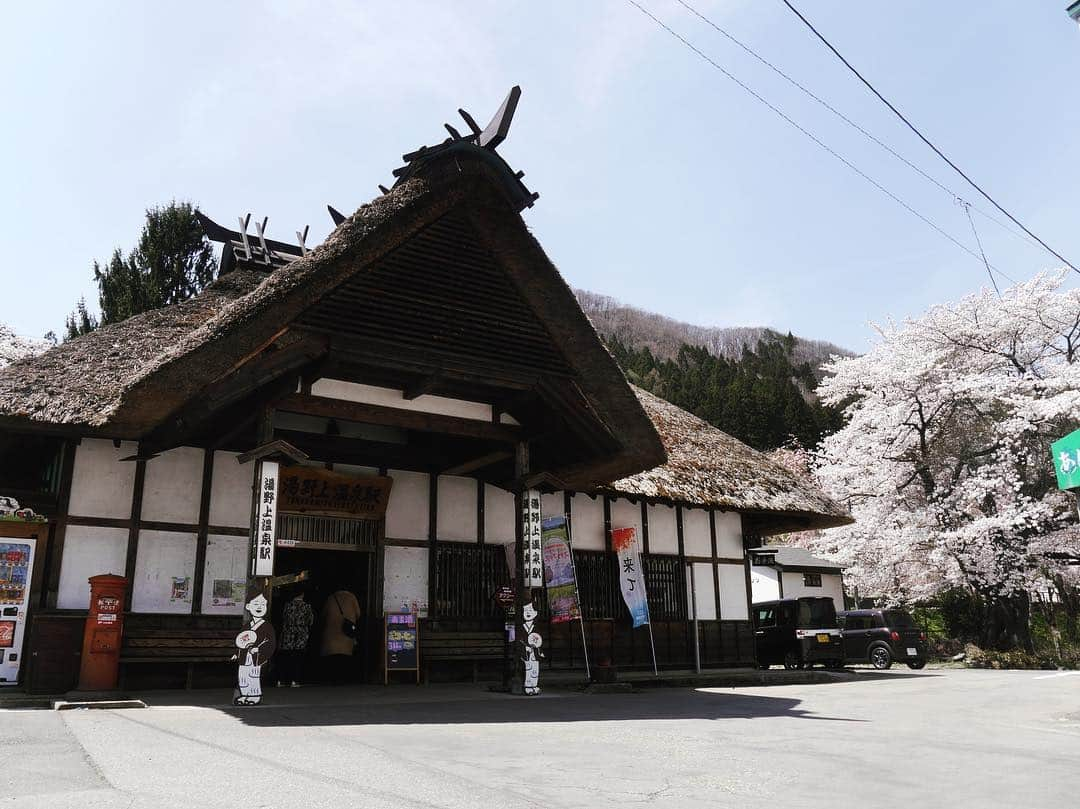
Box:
232, 591, 277, 706
521, 602, 543, 696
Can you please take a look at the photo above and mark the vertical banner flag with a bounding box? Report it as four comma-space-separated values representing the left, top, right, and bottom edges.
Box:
611, 526, 650, 628
253, 461, 278, 576
541, 516, 582, 623
522, 489, 543, 588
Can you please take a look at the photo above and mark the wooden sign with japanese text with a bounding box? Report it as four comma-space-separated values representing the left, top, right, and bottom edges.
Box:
252, 461, 278, 577
522, 489, 543, 588
278, 467, 394, 519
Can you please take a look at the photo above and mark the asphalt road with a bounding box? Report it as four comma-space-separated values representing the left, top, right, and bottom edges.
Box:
2, 668, 1077, 809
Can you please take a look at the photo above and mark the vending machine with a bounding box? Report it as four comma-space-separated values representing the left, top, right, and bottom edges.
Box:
0, 538, 35, 685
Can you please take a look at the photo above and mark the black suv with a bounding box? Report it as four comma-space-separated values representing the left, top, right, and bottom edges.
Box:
753, 597, 843, 670
837, 609, 927, 669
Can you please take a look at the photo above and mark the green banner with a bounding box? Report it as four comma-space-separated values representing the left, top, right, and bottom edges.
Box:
1051, 428, 1080, 491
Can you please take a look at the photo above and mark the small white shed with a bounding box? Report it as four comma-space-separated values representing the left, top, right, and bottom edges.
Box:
749, 546, 845, 612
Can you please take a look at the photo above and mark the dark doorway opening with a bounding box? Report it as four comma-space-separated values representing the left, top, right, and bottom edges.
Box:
272, 547, 376, 684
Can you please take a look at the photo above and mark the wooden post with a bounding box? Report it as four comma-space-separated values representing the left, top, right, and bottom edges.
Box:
191, 449, 215, 615
512, 441, 529, 695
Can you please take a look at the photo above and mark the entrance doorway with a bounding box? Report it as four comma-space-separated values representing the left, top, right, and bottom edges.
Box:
272, 546, 377, 684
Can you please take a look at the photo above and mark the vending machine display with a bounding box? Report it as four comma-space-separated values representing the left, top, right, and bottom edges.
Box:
0, 539, 35, 684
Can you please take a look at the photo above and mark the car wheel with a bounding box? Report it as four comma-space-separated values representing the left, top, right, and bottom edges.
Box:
907, 659, 926, 670
783, 650, 802, 670
870, 645, 893, 670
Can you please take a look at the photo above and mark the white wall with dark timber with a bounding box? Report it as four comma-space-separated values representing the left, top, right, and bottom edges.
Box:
714, 511, 743, 557
718, 563, 750, 620
310, 379, 493, 422
781, 570, 844, 611
540, 491, 565, 524
68, 439, 137, 519
141, 446, 203, 524
682, 508, 711, 557
569, 493, 605, 551
57, 525, 128, 609
484, 484, 515, 545
689, 562, 717, 620
209, 450, 253, 528
646, 503, 678, 554
383, 546, 429, 615
608, 497, 642, 545
131, 529, 197, 613
385, 469, 429, 541
437, 475, 477, 542
750, 566, 781, 603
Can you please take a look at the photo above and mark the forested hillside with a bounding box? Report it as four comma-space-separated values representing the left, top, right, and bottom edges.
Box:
576, 290, 851, 376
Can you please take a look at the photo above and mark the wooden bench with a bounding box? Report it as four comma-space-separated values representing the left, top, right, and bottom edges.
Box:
421, 630, 506, 683
120, 627, 237, 689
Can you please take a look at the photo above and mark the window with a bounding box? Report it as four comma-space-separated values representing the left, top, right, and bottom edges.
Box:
755, 606, 776, 628
0, 434, 63, 499
796, 598, 837, 629
803, 573, 822, 587
433, 542, 508, 618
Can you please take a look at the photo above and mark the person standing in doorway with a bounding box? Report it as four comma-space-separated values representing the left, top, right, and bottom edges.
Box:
320, 586, 361, 683
276, 585, 314, 687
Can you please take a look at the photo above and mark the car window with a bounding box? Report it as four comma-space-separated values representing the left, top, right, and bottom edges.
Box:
796, 598, 837, 628
755, 606, 775, 627
883, 610, 914, 627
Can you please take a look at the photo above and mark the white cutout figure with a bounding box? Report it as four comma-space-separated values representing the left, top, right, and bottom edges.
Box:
521, 602, 543, 696
232, 592, 276, 706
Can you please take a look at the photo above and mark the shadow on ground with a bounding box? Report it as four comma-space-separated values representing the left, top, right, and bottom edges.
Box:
224, 687, 867, 728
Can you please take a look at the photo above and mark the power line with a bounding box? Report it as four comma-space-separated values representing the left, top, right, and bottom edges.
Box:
673, 0, 1047, 258
962, 201, 1002, 295
778, 0, 1079, 275
625, 0, 1005, 276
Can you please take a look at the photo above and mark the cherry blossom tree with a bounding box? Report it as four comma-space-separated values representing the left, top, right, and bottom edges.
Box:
814, 272, 1080, 651
0, 324, 48, 369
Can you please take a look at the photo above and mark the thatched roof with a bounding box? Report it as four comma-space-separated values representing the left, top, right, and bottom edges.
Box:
604, 387, 852, 534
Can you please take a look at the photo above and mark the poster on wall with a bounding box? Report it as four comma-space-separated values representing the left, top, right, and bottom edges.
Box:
541, 516, 581, 623
522, 489, 543, 588
253, 461, 278, 577
611, 527, 650, 628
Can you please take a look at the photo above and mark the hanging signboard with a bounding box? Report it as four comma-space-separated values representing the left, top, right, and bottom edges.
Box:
522, 489, 543, 588
384, 611, 420, 684
252, 461, 278, 577
1051, 429, 1080, 491
611, 527, 650, 628
278, 467, 393, 519
541, 516, 581, 623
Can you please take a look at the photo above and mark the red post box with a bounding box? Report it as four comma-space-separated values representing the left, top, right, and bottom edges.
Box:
78, 574, 127, 691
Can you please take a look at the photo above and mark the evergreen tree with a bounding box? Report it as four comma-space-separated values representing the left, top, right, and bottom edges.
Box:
64, 201, 217, 339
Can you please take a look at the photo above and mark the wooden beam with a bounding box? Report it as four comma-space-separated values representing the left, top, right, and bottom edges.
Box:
44, 438, 78, 609
275, 393, 521, 444
403, 372, 440, 401
191, 449, 214, 614
123, 457, 147, 610
441, 450, 512, 477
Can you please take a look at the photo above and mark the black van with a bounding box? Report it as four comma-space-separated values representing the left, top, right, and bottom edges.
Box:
752, 597, 843, 670
837, 609, 927, 669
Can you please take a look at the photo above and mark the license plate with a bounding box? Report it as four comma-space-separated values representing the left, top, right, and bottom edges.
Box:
906, 647, 917, 656
817, 634, 830, 643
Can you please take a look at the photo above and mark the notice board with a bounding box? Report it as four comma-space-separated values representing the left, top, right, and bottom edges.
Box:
384, 611, 419, 684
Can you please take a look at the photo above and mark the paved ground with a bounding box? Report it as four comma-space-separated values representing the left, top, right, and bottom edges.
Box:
1, 668, 1077, 809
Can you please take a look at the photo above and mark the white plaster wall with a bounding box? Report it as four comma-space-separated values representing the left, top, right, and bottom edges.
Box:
646, 503, 678, 554
682, 508, 712, 557
569, 494, 605, 551
131, 530, 198, 614
718, 563, 750, 620
310, 379, 492, 422
383, 546, 429, 616
781, 571, 845, 611
540, 492, 565, 523
57, 526, 128, 609
484, 485, 515, 545
715, 511, 744, 557
209, 451, 253, 528
689, 562, 717, 620
750, 566, 781, 604
141, 446, 203, 524
68, 439, 137, 519
437, 475, 477, 541
201, 534, 249, 615
609, 498, 642, 548
385, 469, 429, 540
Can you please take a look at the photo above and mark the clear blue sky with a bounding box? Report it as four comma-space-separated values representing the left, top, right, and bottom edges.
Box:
4, 1, 1079, 350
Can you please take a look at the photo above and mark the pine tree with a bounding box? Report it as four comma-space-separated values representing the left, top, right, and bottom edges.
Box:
64, 201, 217, 339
